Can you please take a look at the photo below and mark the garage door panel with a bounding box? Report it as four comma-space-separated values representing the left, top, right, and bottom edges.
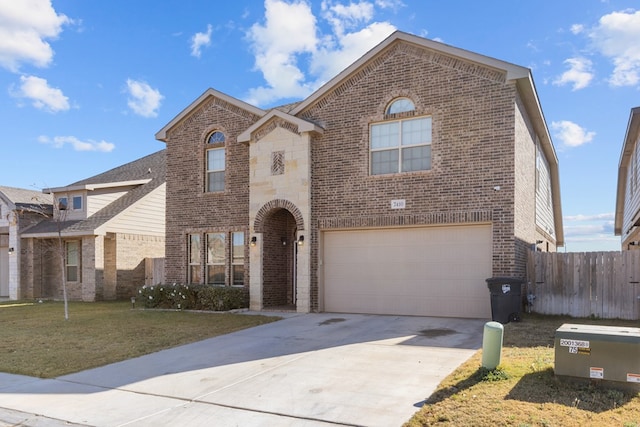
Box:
322, 225, 492, 318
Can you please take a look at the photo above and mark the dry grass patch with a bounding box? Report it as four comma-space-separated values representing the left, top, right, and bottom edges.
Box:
0, 301, 279, 378
406, 314, 640, 427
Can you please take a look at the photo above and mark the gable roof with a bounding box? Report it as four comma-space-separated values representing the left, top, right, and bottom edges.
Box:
290, 30, 563, 245
154, 30, 564, 245
237, 109, 324, 144
0, 186, 52, 214
155, 88, 266, 142
614, 106, 640, 235
23, 149, 166, 238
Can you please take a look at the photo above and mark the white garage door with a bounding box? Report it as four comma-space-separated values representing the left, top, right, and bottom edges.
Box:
322, 224, 492, 318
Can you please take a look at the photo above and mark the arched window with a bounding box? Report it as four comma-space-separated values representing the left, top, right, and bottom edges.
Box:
206, 131, 225, 192
371, 98, 431, 175
386, 98, 415, 115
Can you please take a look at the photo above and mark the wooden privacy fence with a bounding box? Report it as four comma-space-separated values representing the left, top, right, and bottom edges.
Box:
145, 257, 165, 286
526, 251, 640, 320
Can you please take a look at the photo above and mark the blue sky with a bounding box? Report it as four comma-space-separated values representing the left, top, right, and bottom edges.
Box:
1, 0, 639, 252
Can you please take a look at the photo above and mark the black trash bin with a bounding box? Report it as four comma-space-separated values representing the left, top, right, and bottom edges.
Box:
486, 277, 524, 324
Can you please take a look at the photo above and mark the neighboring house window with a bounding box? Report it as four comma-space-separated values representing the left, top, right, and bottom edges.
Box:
206, 233, 225, 285
72, 195, 82, 210
231, 232, 244, 286
65, 241, 80, 282
206, 131, 225, 192
370, 116, 432, 175
188, 234, 201, 284
58, 195, 83, 211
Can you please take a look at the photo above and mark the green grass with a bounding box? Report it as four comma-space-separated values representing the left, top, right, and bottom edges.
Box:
405, 314, 640, 426
0, 300, 279, 378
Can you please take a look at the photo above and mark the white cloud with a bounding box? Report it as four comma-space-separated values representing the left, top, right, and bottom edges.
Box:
321, 0, 374, 37
13, 75, 69, 112
190, 24, 213, 58
38, 135, 115, 152
245, 0, 319, 105
564, 213, 615, 222
0, 0, 71, 71
570, 24, 584, 35
551, 120, 595, 148
310, 21, 395, 83
589, 9, 640, 87
553, 57, 594, 90
245, 0, 395, 106
125, 79, 163, 118
564, 221, 615, 238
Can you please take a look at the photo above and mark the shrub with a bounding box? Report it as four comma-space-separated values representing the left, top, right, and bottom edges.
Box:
137, 284, 249, 311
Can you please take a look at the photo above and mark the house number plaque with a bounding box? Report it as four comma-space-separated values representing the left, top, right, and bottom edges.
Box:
391, 199, 406, 209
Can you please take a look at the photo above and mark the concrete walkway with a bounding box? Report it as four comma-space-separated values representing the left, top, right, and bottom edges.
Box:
0, 313, 485, 426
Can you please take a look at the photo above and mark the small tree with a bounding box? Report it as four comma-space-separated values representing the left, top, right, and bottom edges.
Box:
29, 193, 70, 320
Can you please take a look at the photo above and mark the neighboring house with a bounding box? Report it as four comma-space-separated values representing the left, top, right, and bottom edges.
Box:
156, 31, 563, 318
19, 150, 166, 301
0, 186, 52, 299
615, 106, 640, 249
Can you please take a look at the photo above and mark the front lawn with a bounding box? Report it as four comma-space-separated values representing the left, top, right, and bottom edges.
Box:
0, 301, 278, 378
405, 314, 640, 426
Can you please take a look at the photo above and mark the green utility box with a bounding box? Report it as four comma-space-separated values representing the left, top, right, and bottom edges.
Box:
554, 324, 640, 390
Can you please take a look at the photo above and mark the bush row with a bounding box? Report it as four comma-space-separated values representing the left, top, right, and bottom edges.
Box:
136, 284, 249, 311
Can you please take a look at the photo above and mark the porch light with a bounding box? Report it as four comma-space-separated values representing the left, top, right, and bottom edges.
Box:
297, 235, 304, 246
130, 296, 136, 309
250, 236, 257, 247
8, 247, 14, 255
281, 237, 287, 246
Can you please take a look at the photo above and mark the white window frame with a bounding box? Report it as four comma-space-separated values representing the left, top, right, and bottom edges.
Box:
231, 232, 244, 286
188, 234, 201, 284
370, 116, 432, 175
205, 131, 226, 193
206, 232, 226, 285
65, 240, 80, 282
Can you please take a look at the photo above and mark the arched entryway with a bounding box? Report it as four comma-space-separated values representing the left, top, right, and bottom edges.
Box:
253, 199, 305, 311
261, 208, 298, 309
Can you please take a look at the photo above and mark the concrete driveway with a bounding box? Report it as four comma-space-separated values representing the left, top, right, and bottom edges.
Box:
0, 312, 485, 426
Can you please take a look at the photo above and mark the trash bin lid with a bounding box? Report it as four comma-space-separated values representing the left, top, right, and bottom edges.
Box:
485, 277, 525, 285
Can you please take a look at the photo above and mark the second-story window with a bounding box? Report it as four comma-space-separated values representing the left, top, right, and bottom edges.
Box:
206, 131, 225, 192
72, 195, 82, 210
370, 98, 431, 175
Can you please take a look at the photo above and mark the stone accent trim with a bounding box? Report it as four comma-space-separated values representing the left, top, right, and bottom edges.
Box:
251, 118, 301, 144
254, 199, 305, 232
271, 151, 285, 175
318, 211, 492, 229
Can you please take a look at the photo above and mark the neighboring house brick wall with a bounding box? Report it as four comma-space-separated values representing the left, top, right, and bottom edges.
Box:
164, 97, 259, 285
114, 233, 165, 299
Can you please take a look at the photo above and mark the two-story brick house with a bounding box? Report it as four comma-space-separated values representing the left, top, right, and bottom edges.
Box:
157, 31, 563, 318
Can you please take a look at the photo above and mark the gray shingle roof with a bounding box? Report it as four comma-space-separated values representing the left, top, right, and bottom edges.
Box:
0, 186, 52, 212
22, 150, 166, 237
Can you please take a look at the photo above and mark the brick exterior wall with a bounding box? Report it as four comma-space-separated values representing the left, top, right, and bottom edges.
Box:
164, 97, 260, 286
298, 43, 520, 309
261, 209, 295, 307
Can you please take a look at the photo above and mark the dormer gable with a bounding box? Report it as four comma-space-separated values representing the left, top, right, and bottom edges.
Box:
237, 109, 323, 145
